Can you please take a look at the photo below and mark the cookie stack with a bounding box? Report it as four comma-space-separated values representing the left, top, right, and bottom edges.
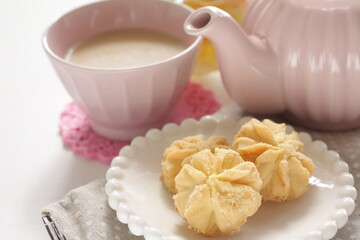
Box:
161, 118, 314, 236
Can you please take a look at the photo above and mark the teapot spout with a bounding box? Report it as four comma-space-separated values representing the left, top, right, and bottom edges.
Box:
184, 7, 285, 114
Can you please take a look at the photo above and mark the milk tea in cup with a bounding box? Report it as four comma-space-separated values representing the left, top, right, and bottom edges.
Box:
43, 0, 201, 141
66, 29, 187, 69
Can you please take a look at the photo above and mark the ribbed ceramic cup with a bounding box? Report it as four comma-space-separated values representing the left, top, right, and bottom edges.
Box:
43, 0, 201, 140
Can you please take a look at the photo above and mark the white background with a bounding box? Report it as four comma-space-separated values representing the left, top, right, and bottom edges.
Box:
0, 0, 113, 238
0, 0, 232, 238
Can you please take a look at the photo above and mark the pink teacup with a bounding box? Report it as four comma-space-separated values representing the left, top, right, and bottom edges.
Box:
43, 0, 201, 140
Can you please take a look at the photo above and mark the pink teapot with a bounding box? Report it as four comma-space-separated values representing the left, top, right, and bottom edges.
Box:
184, 0, 360, 130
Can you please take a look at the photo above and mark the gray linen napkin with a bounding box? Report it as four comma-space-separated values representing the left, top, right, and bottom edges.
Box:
42, 179, 142, 240
42, 127, 360, 240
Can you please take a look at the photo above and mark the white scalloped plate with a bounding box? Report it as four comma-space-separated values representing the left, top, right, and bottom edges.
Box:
105, 116, 357, 240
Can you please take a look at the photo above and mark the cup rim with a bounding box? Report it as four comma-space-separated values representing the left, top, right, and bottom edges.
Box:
42, 0, 202, 72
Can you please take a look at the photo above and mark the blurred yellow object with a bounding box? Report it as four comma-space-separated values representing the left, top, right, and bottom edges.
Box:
183, 0, 247, 75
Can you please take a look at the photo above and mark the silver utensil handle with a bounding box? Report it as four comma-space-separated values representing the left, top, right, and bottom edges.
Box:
42, 216, 66, 240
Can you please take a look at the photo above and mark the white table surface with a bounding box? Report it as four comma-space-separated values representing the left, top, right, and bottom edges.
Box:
0, 1, 233, 238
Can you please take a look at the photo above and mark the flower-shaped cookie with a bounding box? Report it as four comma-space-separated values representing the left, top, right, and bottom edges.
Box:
161, 135, 228, 193
173, 148, 262, 235
232, 118, 314, 202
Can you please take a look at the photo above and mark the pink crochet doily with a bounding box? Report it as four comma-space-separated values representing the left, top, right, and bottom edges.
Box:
59, 82, 221, 164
